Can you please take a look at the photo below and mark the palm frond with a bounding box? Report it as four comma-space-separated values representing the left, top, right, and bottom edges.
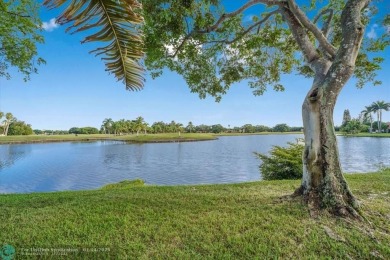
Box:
44, 0, 144, 90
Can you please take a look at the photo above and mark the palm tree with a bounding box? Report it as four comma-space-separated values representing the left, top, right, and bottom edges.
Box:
369, 101, 390, 132
3, 113, 14, 136
102, 118, 114, 134
186, 121, 194, 133
169, 121, 177, 133
44, 0, 144, 90
361, 106, 374, 133
134, 116, 145, 136
0, 112, 3, 135
176, 123, 184, 136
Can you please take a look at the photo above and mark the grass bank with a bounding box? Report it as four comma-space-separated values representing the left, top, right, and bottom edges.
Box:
0, 133, 216, 144
1, 170, 389, 259
337, 132, 390, 138
215, 132, 303, 136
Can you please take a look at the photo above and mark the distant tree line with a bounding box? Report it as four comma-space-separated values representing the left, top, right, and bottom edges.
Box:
0, 111, 33, 136
99, 117, 302, 135
28, 118, 305, 136
339, 100, 390, 134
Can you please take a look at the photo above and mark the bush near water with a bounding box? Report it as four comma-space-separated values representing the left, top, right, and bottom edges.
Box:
255, 141, 304, 180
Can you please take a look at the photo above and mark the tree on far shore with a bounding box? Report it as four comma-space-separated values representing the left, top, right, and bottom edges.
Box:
369, 101, 390, 133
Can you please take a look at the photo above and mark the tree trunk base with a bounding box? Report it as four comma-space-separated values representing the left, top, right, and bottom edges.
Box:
293, 186, 362, 220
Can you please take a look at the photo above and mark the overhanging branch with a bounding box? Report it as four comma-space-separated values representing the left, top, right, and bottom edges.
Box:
313, 8, 334, 37
287, 0, 336, 59
279, 4, 320, 67
200, 9, 280, 46
168, 0, 281, 58
323, 0, 371, 96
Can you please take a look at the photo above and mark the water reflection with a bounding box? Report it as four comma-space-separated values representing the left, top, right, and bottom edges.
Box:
0, 144, 31, 170
0, 135, 389, 193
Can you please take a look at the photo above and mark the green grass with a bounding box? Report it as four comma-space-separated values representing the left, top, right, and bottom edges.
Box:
0, 133, 216, 144
337, 132, 390, 138
1, 170, 389, 259
215, 132, 303, 136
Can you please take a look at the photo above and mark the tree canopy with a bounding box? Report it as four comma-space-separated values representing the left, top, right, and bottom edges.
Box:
142, 0, 389, 100
0, 0, 45, 80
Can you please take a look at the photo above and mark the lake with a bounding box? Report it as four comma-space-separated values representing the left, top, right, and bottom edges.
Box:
0, 135, 389, 193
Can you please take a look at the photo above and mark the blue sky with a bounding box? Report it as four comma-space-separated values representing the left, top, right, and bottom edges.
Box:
0, 1, 389, 130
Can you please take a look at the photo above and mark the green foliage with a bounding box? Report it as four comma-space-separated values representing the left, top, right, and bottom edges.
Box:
340, 119, 364, 134
272, 123, 290, 132
359, 124, 370, 133
143, 0, 300, 101
142, 1, 389, 100
7, 121, 33, 135
255, 141, 304, 180
69, 127, 99, 134
371, 121, 389, 131
0, 0, 45, 80
211, 124, 224, 133
342, 109, 352, 127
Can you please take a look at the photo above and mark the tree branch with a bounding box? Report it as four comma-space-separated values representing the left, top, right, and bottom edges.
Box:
279, 4, 320, 66
287, 0, 336, 59
204, 9, 280, 45
5, 11, 30, 18
323, 0, 371, 97
168, 0, 281, 58
313, 8, 334, 37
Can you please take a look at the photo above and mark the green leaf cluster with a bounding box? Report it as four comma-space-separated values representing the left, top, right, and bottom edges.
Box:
142, 1, 389, 100
143, 0, 301, 101
340, 119, 365, 134
254, 141, 304, 180
7, 120, 33, 135
0, 0, 45, 80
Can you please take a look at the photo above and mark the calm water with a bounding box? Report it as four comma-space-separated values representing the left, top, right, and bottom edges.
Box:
0, 135, 389, 193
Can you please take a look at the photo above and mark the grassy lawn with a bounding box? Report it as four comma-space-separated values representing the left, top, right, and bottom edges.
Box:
338, 133, 390, 138
1, 170, 389, 259
0, 133, 216, 144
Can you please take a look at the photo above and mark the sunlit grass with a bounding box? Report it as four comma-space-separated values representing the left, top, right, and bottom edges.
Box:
0, 133, 216, 144
338, 132, 390, 138
1, 170, 389, 259
215, 132, 303, 136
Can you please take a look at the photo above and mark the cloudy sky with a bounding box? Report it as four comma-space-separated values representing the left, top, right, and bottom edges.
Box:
0, 1, 389, 130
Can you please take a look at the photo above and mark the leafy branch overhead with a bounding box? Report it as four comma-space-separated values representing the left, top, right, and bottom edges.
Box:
143, 0, 389, 100
44, 0, 145, 90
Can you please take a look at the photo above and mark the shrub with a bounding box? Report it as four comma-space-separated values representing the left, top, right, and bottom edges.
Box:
340, 119, 364, 134
272, 123, 290, 132
254, 141, 304, 180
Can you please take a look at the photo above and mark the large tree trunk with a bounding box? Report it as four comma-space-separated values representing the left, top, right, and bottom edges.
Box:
297, 78, 360, 218
283, 0, 369, 218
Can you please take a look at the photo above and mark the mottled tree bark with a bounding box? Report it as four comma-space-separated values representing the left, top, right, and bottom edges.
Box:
285, 0, 370, 217
299, 76, 360, 217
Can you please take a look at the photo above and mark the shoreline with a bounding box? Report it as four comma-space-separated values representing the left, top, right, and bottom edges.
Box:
0, 132, 389, 145
0, 133, 217, 145
0, 137, 218, 145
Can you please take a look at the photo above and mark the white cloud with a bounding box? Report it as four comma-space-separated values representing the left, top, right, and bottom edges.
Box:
42, 18, 59, 32
367, 24, 378, 39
